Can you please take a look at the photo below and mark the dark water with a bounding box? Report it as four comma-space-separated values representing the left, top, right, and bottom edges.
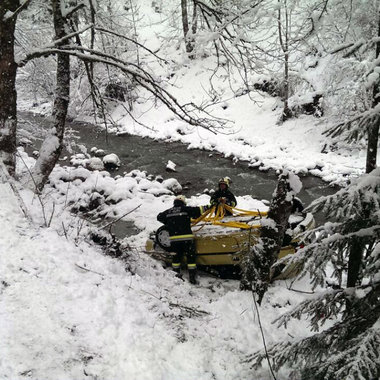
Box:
65, 120, 337, 206
19, 113, 338, 228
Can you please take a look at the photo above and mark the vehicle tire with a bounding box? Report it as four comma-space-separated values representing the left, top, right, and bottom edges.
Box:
155, 226, 171, 251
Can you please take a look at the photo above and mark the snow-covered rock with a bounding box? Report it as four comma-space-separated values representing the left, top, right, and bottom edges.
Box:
87, 157, 104, 171
70, 153, 89, 167
162, 178, 182, 194
166, 160, 176, 172
91, 146, 106, 157
103, 153, 121, 170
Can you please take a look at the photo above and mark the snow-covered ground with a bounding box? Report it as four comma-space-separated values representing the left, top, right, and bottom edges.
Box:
6, 1, 370, 378
1, 163, 317, 380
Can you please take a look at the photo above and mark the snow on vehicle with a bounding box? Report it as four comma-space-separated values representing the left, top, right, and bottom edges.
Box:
145, 204, 315, 278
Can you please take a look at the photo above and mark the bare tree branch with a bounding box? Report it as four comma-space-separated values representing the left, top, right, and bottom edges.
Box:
94, 26, 169, 63
19, 45, 230, 132
3, 0, 32, 21
17, 25, 94, 65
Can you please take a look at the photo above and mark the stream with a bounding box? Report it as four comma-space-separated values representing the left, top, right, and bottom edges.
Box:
19, 113, 338, 235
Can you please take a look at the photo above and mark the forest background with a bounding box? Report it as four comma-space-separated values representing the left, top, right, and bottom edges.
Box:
0, 0, 380, 379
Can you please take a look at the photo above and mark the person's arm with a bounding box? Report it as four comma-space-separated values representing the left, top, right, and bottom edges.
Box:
157, 210, 168, 223
227, 192, 237, 207
210, 192, 218, 206
187, 205, 207, 218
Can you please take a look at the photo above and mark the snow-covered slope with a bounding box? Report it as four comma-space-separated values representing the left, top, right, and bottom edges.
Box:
1, 176, 316, 380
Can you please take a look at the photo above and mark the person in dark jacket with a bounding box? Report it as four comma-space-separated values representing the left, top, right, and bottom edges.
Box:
210, 177, 237, 215
157, 195, 206, 284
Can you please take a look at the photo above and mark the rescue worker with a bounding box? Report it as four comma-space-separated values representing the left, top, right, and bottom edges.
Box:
157, 195, 207, 284
210, 177, 237, 214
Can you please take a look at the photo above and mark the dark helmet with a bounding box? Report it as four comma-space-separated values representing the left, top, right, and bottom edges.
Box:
173, 195, 186, 206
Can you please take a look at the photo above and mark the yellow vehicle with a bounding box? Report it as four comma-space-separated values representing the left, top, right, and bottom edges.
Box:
145, 204, 315, 278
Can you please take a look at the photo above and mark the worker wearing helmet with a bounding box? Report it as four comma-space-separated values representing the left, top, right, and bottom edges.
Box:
210, 177, 237, 213
157, 195, 207, 284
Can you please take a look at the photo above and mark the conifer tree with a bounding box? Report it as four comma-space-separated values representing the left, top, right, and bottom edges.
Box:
240, 171, 302, 304
250, 169, 380, 380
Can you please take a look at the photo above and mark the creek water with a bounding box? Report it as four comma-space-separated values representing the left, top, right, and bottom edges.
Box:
19, 113, 338, 231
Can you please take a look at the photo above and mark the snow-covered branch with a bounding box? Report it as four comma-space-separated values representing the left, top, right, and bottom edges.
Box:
17, 25, 94, 66
325, 103, 380, 142
3, 0, 32, 21
329, 37, 380, 57
94, 27, 169, 63
63, 2, 85, 19
19, 44, 229, 133
249, 282, 380, 380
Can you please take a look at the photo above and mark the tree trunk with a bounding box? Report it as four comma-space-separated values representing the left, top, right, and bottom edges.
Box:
181, 0, 195, 57
366, 9, 380, 174
366, 121, 379, 173
191, 0, 197, 37
0, 1, 20, 176
347, 238, 362, 288
240, 173, 294, 304
278, 0, 292, 122
282, 50, 292, 121
30, 0, 70, 192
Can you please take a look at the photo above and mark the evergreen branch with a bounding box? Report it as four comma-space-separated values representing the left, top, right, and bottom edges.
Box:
307, 172, 380, 221
276, 224, 380, 289
324, 103, 380, 142
248, 287, 380, 380
274, 288, 346, 331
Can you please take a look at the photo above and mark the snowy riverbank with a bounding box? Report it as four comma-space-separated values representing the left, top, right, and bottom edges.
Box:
1, 157, 319, 380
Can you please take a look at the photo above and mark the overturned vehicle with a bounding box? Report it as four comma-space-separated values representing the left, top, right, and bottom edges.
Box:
145, 203, 315, 279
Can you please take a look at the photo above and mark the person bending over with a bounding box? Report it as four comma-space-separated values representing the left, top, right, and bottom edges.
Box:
157, 195, 207, 284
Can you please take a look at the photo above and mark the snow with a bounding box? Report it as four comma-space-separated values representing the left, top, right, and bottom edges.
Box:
162, 178, 182, 194
1, 153, 319, 380
3, 10, 14, 21
87, 157, 104, 171
19, 44, 370, 186
355, 287, 371, 299
102, 153, 121, 167
166, 160, 176, 172
77, 82, 365, 186
6, 0, 379, 378
288, 171, 303, 194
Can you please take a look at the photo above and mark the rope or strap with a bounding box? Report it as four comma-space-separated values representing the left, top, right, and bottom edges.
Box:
191, 206, 216, 225
191, 203, 267, 230
224, 204, 268, 217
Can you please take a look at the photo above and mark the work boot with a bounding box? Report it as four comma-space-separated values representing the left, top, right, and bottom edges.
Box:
188, 269, 197, 285
172, 266, 183, 280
